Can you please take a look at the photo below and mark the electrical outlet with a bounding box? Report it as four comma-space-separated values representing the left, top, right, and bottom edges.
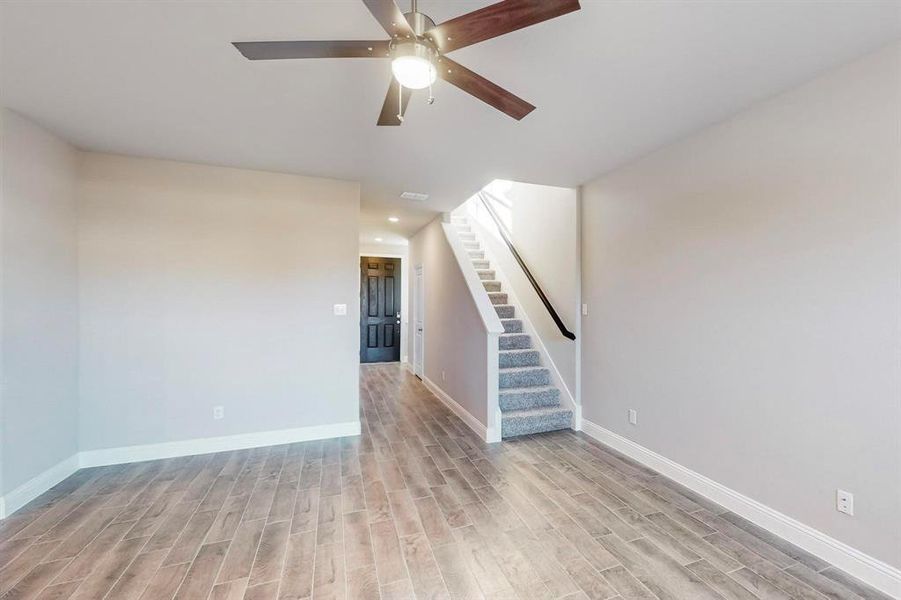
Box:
333, 303, 347, 316
213, 406, 224, 420
628, 409, 638, 425
582, 303, 589, 316
836, 489, 854, 516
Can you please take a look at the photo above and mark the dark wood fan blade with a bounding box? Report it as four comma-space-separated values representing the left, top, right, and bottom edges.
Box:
437, 57, 535, 120
377, 79, 413, 126
232, 40, 391, 60
425, 0, 580, 53
362, 0, 415, 39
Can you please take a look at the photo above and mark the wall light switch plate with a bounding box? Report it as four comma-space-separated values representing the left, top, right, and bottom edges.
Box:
333, 304, 347, 316
582, 303, 589, 316
628, 409, 638, 425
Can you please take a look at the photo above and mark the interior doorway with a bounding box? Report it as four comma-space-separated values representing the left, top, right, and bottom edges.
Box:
360, 256, 402, 363
413, 264, 424, 378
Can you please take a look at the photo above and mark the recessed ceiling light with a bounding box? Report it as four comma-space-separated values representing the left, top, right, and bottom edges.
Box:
374, 237, 383, 242
388, 216, 399, 223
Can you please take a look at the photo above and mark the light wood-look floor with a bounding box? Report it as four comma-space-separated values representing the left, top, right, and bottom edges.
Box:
0, 364, 891, 600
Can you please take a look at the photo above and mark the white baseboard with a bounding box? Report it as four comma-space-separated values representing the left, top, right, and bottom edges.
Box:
0, 454, 81, 519
80, 421, 361, 468
581, 419, 901, 598
422, 376, 490, 441
0, 421, 360, 520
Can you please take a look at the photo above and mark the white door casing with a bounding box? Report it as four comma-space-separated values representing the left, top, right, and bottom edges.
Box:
413, 265, 424, 378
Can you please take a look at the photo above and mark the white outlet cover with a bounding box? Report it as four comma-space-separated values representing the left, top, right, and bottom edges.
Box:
582, 303, 589, 316
333, 303, 347, 316
213, 406, 224, 420
628, 409, 638, 425
836, 489, 854, 516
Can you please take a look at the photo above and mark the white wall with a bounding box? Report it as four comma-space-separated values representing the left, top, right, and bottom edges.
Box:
0, 109, 79, 495
581, 43, 900, 570
77, 153, 361, 452
409, 217, 489, 425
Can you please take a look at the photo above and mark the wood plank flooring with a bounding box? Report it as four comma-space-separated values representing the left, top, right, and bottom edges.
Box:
0, 364, 892, 599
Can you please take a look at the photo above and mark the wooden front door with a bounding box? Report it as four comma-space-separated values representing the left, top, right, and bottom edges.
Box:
360, 257, 401, 363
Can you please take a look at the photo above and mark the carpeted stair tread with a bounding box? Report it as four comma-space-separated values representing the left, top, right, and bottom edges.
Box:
501, 406, 572, 437
488, 292, 508, 305
499, 349, 539, 367
499, 333, 531, 349
483, 281, 502, 292
494, 304, 515, 318
499, 366, 550, 388
499, 385, 560, 410
500, 319, 523, 333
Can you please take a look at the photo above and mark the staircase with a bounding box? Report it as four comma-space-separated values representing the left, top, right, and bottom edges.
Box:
452, 215, 573, 439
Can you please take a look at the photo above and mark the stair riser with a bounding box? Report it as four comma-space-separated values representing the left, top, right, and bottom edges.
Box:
477, 271, 496, 281
472, 260, 490, 270
494, 305, 515, 319
483, 281, 502, 292
501, 320, 522, 333
499, 388, 560, 410
499, 334, 531, 350
499, 350, 540, 368
499, 369, 550, 389
468, 251, 485, 259
488, 293, 508, 305
502, 410, 572, 438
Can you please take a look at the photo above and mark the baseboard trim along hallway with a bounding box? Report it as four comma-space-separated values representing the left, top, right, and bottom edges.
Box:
0, 420, 361, 519
0, 454, 81, 519
581, 418, 901, 598
422, 375, 494, 442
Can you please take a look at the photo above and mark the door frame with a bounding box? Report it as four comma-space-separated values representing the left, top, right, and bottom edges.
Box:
359, 253, 407, 364
413, 263, 424, 379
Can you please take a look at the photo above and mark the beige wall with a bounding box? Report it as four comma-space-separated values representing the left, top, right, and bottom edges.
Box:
78, 153, 361, 452
409, 217, 489, 425
0, 109, 79, 496
581, 43, 900, 567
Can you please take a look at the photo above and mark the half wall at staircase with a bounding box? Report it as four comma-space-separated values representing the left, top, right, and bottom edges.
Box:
407, 217, 494, 432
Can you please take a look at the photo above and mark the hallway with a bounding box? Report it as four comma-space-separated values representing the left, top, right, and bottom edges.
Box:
0, 364, 886, 599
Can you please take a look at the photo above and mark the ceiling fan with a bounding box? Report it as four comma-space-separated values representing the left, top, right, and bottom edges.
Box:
232, 0, 581, 126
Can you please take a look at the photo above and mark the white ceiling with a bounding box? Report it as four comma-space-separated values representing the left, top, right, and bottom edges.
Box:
2, 1, 899, 241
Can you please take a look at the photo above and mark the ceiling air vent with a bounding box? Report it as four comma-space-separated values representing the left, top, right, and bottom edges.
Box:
400, 191, 429, 201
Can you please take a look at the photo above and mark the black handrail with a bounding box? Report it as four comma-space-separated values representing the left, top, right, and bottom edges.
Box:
478, 191, 576, 341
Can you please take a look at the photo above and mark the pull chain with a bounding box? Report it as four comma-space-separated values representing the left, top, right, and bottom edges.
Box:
427, 52, 435, 105
397, 80, 404, 122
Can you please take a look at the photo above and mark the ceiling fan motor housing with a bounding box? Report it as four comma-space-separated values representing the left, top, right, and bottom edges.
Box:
403, 11, 436, 37
390, 12, 438, 59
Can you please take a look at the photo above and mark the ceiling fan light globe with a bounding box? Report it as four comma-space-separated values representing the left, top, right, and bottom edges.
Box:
391, 55, 436, 90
